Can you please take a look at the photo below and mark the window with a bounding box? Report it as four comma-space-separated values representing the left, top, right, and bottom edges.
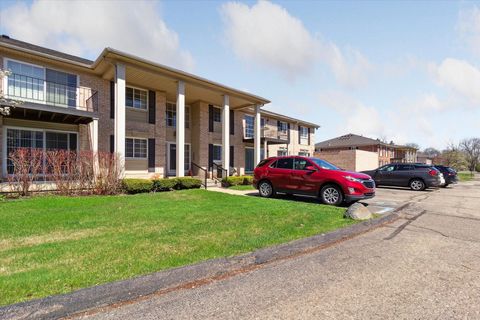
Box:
126, 87, 147, 110
310, 158, 340, 170
294, 158, 312, 170
213, 145, 222, 162
6, 60, 45, 101
261, 118, 266, 128
6, 128, 77, 174
244, 115, 254, 138
125, 138, 147, 159
165, 103, 190, 128
276, 157, 293, 169
379, 164, 395, 172
298, 151, 310, 157
299, 126, 308, 139
6, 60, 78, 107
46, 132, 77, 151
277, 149, 287, 157
278, 121, 288, 134
45, 69, 77, 107
213, 107, 221, 122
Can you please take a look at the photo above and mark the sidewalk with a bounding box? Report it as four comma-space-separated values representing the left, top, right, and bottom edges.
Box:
206, 186, 258, 196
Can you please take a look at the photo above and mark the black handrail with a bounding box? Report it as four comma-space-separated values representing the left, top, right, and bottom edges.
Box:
191, 162, 207, 189
212, 163, 228, 181
6, 73, 98, 112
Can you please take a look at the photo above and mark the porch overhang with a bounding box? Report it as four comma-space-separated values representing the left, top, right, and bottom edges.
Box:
5, 102, 97, 124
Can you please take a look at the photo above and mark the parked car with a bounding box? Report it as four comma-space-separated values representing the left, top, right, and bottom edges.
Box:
361, 163, 442, 191
253, 156, 375, 206
434, 165, 458, 187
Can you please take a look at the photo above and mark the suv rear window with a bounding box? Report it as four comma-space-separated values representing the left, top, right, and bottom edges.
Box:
256, 159, 271, 168
276, 158, 294, 169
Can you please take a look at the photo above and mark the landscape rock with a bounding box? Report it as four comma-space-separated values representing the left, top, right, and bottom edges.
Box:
344, 202, 372, 220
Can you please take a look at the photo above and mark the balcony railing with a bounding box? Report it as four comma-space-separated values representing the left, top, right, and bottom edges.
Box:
5, 73, 98, 112
244, 127, 288, 141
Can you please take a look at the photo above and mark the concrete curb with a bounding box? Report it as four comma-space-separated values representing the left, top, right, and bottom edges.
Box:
0, 210, 402, 320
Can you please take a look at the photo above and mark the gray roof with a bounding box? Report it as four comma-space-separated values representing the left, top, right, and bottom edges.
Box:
0, 34, 94, 65
315, 133, 411, 149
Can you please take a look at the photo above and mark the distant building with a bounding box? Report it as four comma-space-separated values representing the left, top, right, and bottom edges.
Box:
416, 152, 433, 165
314, 133, 417, 171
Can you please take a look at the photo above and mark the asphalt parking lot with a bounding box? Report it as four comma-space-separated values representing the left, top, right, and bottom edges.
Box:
361, 185, 440, 214
79, 178, 480, 320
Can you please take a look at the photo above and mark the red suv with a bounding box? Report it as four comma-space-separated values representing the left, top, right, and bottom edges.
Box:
253, 156, 375, 206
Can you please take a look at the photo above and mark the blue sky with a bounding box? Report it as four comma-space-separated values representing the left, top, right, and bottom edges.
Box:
1, 0, 479, 150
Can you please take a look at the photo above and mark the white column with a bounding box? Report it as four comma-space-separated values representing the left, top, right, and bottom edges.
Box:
254, 104, 262, 166
89, 118, 99, 175
176, 80, 185, 177
114, 63, 126, 177
222, 95, 230, 176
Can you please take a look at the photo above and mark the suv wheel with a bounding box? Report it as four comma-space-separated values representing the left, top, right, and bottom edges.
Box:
258, 180, 274, 198
409, 179, 425, 191
320, 185, 343, 206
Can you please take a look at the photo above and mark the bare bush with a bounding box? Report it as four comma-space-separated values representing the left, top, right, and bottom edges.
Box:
6, 149, 122, 196
93, 151, 122, 195
7, 148, 44, 196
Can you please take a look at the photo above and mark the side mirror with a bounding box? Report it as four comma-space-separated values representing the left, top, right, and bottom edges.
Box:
305, 165, 316, 172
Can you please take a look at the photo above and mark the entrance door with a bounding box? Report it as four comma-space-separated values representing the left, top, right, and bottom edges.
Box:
167, 143, 190, 176
245, 148, 254, 174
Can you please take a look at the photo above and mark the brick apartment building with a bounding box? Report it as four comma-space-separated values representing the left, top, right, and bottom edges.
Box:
314, 133, 417, 171
0, 35, 318, 179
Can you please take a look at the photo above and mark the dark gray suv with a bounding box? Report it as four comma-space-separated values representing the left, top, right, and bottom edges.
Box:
361, 163, 442, 191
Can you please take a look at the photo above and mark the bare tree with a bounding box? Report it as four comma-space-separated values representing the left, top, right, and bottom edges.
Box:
460, 138, 480, 173
405, 143, 420, 150
423, 147, 441, 158
442, 143, 466, 170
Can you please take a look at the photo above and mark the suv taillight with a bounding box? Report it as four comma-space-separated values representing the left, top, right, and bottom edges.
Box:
428, 169, 438, 176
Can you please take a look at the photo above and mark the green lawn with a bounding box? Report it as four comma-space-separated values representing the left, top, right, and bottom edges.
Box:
0, 189, 351, 306
228, 184, 255, 191
458, 172, 475, 182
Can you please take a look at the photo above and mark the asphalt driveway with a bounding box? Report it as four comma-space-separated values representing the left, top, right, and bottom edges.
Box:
78, 178, 480, 319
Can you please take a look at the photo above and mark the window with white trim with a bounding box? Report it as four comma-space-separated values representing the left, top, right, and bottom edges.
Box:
166, 103, 190, 128
299, 126, 308, 139
213, 107, 221, 122
213, 145, 222, 162
6, 60, 78, 107
126, 87, 147, 110
277, 148, 288, 156
125, 138, 147, 159
5, 128, 77, 174
244, 115, 254, 138
278, 121, 288, 134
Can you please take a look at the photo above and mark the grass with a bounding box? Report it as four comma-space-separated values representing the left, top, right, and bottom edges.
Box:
228, 184, 255, 191
458, 172, 475, 182
0, 189, 351, 306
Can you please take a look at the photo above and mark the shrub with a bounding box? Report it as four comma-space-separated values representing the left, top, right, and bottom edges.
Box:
153, 178, 177, 192
222, 175, 253, 187
122, 179, 154, 194
175, 177, 202, 190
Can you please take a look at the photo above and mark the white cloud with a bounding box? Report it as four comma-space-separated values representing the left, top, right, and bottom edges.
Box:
0, 0, 194, 71
220, 1, 370, 86
457, 6, 480, 56
317, 90, 449, 149
431, 58, 480, 105
320, 43, 371, 88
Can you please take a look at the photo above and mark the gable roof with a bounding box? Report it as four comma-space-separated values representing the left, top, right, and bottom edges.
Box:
315, 133, 417, 150
315, 133, 386, 149
0, 34, 93, 65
